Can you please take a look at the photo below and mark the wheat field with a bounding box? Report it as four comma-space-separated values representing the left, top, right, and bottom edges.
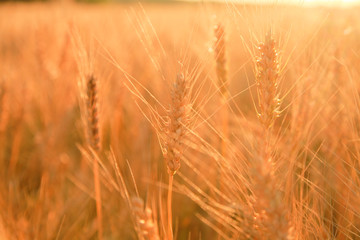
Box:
1, 1, 360, 239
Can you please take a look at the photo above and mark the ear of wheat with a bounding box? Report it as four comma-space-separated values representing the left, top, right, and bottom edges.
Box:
132, 197, 160, 240
164, 72, 190, 176
87, 75, 100, 152
256, 31, 281, 130
214, 23, 228, 99
72, 31, 103, 240
163, 71, 191, 240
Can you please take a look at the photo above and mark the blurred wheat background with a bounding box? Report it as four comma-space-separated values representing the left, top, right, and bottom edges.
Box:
1, 1, 360, 239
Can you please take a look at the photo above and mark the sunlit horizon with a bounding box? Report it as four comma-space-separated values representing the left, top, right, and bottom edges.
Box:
195, 0, 360, 7
301, 0, 359, 6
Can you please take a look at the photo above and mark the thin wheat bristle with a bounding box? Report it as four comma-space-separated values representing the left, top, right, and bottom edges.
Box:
214, 23, 228, 98
87, 75, 100, 151
164, 72, 190, 176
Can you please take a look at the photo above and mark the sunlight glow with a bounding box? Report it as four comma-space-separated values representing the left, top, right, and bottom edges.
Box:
303, 0, 359, 4
232, 0, 360, 6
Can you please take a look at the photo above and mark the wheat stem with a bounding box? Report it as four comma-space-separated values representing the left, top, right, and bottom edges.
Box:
253, 31, 293, 240
163, 72, 190, 239
87, 75, 103, 240
167, 174, 174, 240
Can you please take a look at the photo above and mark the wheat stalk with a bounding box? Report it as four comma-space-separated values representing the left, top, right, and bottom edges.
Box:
72, 30, 104, 240
252, 31, 294, 240
214, 23, 230, 194
163, 72, 190, 240
86, 74, 103, 240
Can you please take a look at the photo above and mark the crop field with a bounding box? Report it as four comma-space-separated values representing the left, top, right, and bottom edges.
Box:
1, 1, 360, 239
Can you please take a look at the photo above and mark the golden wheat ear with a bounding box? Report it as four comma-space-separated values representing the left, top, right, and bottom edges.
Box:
214, 23, 229, 99
164, 72, 191, 176
87, 74, 100, 152
132, 197, 160, 240
256, 30, 281, 130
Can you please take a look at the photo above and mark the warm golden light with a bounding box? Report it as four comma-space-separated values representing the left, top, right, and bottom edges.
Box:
302, 0, 360, 5
232, 0, 360, 6
2, 0, 360, 239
